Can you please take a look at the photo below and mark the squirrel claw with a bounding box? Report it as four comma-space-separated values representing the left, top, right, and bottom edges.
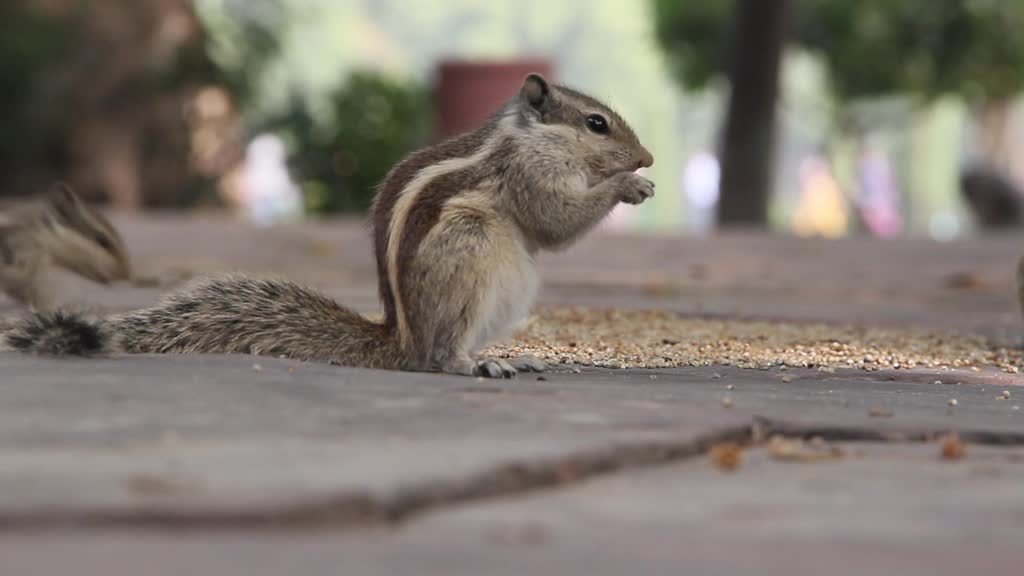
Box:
474, 358, 518, 379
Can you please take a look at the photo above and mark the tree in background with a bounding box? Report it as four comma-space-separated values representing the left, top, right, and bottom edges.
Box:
653, 0, 790, 227
652, 0, 1024, 226
796, 0, 1024, 171
197, 0, 434, 216
718, 0, 790, 226
0, 0, 279, 208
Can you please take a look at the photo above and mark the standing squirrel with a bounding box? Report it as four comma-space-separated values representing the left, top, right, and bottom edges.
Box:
1, 184, 133, 309
5, 74, 655, 377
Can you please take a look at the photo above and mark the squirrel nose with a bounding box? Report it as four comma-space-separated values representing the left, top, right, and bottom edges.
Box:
636, 147, 654, 169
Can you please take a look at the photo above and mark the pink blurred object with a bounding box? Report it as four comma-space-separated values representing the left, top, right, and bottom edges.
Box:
856, 145, 903, 238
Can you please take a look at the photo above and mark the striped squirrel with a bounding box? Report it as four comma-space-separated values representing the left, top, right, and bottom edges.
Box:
5, 74, 655, 377
1, 184, 133, 309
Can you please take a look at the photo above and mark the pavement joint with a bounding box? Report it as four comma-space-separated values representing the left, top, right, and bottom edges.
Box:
3, 412, 1022, 533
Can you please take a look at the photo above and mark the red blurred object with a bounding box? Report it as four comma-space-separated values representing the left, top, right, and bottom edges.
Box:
435, 59, 554, 140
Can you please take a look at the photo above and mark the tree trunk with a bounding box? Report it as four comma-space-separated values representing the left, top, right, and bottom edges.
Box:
717, 0, 789, 226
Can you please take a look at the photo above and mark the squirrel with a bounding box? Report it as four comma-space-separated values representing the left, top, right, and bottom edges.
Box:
4, 73, 655, 378
0, 183, 133, 309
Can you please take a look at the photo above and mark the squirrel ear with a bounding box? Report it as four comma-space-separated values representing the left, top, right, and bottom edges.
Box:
521, 73, 550, 109
46, 182, 83, 220
47, 182, 81, 206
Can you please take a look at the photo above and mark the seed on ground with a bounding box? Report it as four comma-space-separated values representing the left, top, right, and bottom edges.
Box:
484, 307, 1024, 374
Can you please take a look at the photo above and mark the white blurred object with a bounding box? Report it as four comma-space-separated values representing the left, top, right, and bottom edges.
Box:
240, 134, 304, 226
683, 152, 720, 233
928, 212, 960, 242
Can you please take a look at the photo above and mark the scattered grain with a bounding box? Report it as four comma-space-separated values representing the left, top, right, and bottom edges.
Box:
766, 435, 844, 462
481, 308, 1021, 374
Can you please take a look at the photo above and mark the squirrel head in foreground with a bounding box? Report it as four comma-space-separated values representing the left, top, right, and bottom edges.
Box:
41, 183, 132, 284
516, 73, 654, 185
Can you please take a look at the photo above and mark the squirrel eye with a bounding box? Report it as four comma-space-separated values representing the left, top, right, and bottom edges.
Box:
94, 232, 113, 251
586, 114, 609, 134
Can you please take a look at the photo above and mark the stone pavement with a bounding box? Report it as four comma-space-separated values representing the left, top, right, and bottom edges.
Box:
1, 215, 1023, 575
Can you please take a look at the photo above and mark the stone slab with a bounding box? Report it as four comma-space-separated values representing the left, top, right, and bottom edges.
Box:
1, 443, 1021, 576
0, 352, 1021, 525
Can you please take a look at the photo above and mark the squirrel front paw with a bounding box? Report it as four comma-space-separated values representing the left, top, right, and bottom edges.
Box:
616, 173, 656, 205
474, 357, 518, 378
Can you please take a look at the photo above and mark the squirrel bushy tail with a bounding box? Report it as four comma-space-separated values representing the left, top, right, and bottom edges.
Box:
3, 274, 404, 369
4, 309, 108, 356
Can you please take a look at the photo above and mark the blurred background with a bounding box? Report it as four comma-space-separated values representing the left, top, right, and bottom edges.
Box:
2, 0, 1023, 240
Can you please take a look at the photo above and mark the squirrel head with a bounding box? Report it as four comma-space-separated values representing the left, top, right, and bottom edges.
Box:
43, 183, 132, 284
517, 73, 654, 183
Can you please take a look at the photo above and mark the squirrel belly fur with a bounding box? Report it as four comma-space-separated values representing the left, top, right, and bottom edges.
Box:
4, 74, 655, 378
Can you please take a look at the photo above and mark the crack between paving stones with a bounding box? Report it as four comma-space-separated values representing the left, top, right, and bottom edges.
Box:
1, 417, 1022, 533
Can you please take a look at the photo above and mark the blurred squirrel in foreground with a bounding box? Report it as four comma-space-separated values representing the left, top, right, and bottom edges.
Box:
0, 184, 134, 309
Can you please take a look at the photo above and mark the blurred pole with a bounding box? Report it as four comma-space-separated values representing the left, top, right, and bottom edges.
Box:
717, 0, 790, 227
435, 59, 554, 140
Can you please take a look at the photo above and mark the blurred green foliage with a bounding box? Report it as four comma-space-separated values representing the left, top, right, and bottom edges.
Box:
798, 0, 1024, 103
262, 72, 432, 214
651, 0, 732, 90
193, 0, 284, 113
652, 0, 1024, 104
0, 2, 74, 192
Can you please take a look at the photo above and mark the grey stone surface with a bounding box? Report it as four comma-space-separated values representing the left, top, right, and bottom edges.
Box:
2, 444, 1022, 576
0, 352, 1020, 526
3, 218, 1024, 573
0, 353, 744, 522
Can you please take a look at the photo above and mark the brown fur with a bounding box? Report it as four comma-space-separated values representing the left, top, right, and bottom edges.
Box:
371, 119, 501, 331
109, 274, 404, 368
5, 74, 655, 379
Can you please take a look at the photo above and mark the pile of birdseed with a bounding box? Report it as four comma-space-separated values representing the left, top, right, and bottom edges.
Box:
485, 307, 1024, 373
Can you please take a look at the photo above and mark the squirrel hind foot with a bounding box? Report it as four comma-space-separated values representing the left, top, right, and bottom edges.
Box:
5, 310, 107, 356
